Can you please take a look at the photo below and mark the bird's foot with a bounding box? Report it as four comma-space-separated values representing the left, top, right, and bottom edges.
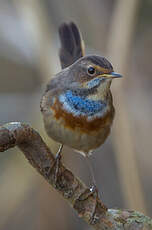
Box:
47, 145, 63, 185
77, 184, 101, 224
53, 147, 62, 184
90, 184, 99, 198
79, 184, 100, 201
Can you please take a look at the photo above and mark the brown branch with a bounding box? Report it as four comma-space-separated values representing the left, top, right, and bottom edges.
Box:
0, 122, 151, 230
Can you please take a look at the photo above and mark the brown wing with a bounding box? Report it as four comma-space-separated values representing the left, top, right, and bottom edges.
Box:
59, 22, 85, 69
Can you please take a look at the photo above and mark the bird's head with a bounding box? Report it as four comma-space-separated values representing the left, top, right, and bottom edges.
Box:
68, 55, 122, 100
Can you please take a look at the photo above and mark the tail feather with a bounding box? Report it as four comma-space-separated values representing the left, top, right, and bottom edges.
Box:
59, 22, 85, 69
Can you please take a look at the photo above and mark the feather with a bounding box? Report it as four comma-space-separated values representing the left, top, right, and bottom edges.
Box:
59, 22, 85, 69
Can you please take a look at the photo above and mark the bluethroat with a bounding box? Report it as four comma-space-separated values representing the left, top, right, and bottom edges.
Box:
40, 22, 122, 193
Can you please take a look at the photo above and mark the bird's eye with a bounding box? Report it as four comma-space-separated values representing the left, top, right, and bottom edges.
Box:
87, 66, 96, 75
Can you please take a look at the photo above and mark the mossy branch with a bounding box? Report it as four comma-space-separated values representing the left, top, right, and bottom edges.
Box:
0, 122, 151, 230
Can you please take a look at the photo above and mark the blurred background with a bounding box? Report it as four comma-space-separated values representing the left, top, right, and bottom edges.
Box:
0, 0, 152, 229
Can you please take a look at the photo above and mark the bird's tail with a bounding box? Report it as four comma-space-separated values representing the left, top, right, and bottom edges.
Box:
58, 22, 85, 69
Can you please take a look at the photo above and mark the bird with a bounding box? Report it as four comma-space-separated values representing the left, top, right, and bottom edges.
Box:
40, 22, 122, 195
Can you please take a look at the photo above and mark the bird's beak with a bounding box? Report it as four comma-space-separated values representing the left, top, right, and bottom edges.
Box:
101, 72, 123, 79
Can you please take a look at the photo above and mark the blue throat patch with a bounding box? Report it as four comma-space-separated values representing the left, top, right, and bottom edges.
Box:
59, 90, 106, 117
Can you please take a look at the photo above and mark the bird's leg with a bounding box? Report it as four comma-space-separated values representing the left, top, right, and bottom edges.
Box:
54, 144, 63, 183
55, 144, 63, 161
48, 144, 63, 185
85, 155, 100, 199
78, 154, 101, 224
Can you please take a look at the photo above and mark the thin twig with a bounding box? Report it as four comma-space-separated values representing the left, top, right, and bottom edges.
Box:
0, 122, 151, 230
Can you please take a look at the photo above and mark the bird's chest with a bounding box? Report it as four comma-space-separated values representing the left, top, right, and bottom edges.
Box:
51, 90, 114, 134
59, 90, 106, 117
